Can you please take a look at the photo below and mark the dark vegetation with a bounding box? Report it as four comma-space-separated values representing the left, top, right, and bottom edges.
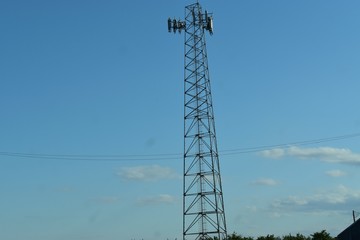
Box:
224, 230, 336, 240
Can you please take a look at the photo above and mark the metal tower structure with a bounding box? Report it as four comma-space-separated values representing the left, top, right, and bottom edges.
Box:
168, 2, 227, 240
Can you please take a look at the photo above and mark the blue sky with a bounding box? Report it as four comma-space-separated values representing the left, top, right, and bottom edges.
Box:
1, 0, 360, 239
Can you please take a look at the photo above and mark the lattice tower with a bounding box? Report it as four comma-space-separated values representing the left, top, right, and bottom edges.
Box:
168, 2, 227, 240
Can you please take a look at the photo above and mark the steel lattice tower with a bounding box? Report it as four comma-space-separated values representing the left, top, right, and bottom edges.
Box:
168, 2, 227, 240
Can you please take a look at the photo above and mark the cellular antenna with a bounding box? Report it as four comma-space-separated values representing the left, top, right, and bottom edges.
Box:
168, 2, 227, 240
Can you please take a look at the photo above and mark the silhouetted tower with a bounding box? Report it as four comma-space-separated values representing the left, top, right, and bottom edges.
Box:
168, 2, 227, 240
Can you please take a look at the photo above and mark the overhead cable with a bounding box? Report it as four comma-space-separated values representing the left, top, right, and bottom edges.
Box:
0, 132, 359, 161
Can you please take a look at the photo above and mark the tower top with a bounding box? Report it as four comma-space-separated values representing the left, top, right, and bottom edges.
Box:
167, 2, 214, 35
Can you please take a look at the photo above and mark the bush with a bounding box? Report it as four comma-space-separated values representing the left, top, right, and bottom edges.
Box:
225, 230, 334, 240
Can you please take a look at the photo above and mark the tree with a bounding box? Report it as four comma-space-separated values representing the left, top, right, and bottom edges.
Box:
257, 235, 279, 240
223, 230, 335, 240
283, 233, 310, 240
310, 230, 334, 240
227, 232, 254, 240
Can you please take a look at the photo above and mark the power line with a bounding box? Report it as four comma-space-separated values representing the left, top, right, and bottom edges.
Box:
1, 132, 359, 162
0, 151, 181, 161
220, 132, 360, 155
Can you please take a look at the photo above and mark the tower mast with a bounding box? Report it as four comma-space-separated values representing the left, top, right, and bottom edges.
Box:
168, 2, 227, 240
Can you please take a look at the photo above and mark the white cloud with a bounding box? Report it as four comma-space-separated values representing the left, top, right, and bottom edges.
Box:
326, 170, 347, 177
137, 194, 177, 205
260, 146, 360, 165
271, 185, 360, 213
261, 148, 285, 159
118, 165, 179, 181
246, 205, 258, 212
252, 178, 279, 186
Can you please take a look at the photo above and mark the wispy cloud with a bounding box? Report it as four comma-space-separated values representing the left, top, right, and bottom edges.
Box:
118, 165, 179, 182
261, 146, 360, 165
271, 185, 360, 213
137, 194, 177, 205
251, 178, 279, 186
326, 170, 347, 177
261, 148, 285, 159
